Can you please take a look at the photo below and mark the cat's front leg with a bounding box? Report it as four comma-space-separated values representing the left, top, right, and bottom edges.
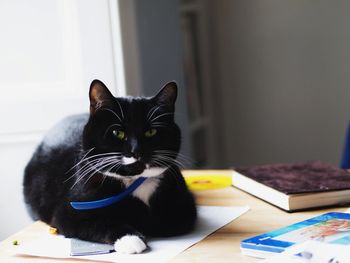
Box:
51, 209, 148, 254
146, 188, 197, 237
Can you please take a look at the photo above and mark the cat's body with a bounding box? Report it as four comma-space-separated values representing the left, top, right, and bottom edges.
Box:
23, 80, 197, 253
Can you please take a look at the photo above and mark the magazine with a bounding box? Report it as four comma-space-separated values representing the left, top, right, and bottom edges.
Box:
241, 212, 350, 258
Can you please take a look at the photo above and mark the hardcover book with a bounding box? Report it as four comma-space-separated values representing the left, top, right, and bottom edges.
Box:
241, 212, 350, 258
232, 161, 350, 211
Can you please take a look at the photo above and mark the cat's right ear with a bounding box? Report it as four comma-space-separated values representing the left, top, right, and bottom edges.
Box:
89, 80, 114, 114
153, 81, 178, 107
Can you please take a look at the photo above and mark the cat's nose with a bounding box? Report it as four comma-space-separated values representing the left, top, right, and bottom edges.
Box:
126, 137, 141, 159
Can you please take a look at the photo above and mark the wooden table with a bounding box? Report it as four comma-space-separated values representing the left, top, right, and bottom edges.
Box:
0, 186, 347, 262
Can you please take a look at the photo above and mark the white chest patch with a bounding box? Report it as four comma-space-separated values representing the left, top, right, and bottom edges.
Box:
104, 167, 166, 205
131, 177, 160, 206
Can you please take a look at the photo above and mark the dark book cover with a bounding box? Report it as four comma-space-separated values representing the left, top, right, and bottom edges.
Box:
235, 161, 350, 195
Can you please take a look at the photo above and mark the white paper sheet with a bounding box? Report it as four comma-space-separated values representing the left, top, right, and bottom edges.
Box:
13, 205, 249, 263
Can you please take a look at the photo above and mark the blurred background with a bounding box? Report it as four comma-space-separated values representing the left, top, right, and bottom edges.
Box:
1, 0, 350, 240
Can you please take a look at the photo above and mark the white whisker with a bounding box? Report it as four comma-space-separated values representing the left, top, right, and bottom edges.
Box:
83, 160, 121, 186
65, 152, 123, 182
150, 112, 174, 123
150, 159, 182, 186
116, 100, 125, 120
69, 155, 121, 188
72, 151, 122, 168
66, 148, 95, 174
153, 150, 195, 166
147, 105, 161, 121
71, 159, 118, 189
154, 155, 185, 168
100, 108, 122, 123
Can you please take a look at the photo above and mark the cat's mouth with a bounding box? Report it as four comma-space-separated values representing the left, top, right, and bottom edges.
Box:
116, 161, 146, 176
104, 165, 166, 179
102, 157, 166, 178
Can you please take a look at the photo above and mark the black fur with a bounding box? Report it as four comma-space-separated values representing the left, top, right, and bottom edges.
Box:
23, 80, 197, 247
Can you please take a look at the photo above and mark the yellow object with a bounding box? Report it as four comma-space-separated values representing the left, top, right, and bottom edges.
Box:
49, 227, 58, 235
12, 240, 19, 246
182, 170, 233, 190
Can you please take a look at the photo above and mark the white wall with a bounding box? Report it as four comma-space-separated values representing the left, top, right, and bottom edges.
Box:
0, 0, 124, 240
207, 0, 350, 167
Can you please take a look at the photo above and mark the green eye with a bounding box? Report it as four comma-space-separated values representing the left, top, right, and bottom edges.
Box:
145, 128, 157, 137
112, 130, 125, 140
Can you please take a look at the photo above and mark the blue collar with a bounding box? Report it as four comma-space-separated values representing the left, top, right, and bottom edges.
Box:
70, 177, 147, 210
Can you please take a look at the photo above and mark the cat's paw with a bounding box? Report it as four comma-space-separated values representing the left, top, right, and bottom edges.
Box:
114, 235, 147, 254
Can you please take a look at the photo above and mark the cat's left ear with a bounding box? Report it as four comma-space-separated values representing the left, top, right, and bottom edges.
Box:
89, 79, 114, 113
153, 81, 178, 107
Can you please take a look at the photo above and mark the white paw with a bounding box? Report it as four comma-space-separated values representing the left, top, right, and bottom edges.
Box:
114, 235, 147, 254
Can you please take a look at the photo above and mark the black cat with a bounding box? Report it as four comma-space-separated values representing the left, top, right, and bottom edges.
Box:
23, 80, 197, 254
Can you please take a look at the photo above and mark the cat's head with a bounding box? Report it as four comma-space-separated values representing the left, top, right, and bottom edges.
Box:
82, 79, 181, 179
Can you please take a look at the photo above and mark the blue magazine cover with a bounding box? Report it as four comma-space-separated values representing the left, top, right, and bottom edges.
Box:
241, 212, 350, 256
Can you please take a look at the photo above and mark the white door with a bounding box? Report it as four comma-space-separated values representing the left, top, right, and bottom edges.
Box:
0, 0, 125, 240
